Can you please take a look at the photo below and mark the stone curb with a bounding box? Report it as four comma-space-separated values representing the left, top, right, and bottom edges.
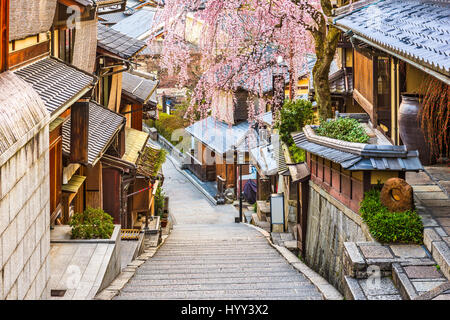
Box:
94, 234, 170, 300
245, 223, 343, 300
392, 263, 419, 300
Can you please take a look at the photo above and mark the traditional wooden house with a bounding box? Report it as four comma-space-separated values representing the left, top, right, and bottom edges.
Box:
292, 120, 423, 254
9, 0, 100, 226
96, 23, 162, 227
96, 23, 147, 111
59, 100, 126, 224
333, 0, 450, 164
121, 70, 159, 128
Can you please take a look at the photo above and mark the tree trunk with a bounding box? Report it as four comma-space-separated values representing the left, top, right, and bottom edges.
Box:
311, 24, 340, 122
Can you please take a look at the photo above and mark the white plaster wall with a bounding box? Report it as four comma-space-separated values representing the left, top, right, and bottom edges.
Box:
0, 126, 51, 300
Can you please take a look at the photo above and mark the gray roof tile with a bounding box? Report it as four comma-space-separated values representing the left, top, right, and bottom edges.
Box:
62, 101, 125, 166
111, 8, 156, 39
122, 71, 158, 105
334, 0, 450, 76
97, 23, 146, 59
185, 117, 251, 154
14, 57, 95, 114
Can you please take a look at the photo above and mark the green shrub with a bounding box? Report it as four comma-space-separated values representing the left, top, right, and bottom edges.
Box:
274, 99, 314, 163
146, 112, 186, 144
359, 189, 423, 244
69, 207, 115, 239
315, 117, 370, 143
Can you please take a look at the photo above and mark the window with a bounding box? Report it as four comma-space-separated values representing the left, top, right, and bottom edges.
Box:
0, 0, 8, 72
58, 28, 75, 63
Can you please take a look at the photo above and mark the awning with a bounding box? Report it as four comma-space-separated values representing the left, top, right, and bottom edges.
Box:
250, 144, 278, 177
136, 145, 165, 178
122, 127, 150, 164
122, 71, 158, 107
62, 175, 86, 193
62, 101, 125, 166
288, 163, 310, 183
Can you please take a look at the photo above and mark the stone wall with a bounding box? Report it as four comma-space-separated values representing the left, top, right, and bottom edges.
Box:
304, 181, 373, 293
0, 126, 51, 299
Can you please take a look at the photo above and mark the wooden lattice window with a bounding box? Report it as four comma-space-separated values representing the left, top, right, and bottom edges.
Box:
0, 0, 8, 72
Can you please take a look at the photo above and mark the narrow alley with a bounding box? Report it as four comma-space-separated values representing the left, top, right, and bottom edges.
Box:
115, 159, 324, 300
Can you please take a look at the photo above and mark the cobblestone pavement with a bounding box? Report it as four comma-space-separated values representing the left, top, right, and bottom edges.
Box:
115, 160, 323, 300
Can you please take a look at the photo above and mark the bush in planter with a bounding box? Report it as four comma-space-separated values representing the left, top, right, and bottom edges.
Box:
69, 207, 115, 239
359, 189, 423, 244
316, 117, 370, 143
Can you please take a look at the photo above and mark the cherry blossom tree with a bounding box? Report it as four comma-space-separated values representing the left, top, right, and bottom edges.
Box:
150, 0, 343, 122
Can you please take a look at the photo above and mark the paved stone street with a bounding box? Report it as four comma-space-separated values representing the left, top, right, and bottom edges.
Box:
115, 159, 324, 300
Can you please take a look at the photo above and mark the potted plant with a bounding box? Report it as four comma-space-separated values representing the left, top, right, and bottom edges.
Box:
155, 186, 168, 228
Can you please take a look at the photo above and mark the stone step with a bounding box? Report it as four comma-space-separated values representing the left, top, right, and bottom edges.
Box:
141, 260, 286, 272
139, 261, 292, 269
128, 275, 307, 285
117, 288, 322, 300
148, 256, 283, 263
122, 281, 316, 292
131, 271, 299, 280
135, 265, 297, 274
117, 294, 321, 300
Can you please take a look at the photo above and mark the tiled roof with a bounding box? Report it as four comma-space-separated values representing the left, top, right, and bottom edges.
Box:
62, 101, 125, 166
97, 24, 146, 59
292, 131, 423, 171
334, 0, 450, 76
185, 117, 251, 154
98, 11, 128, 25
14, 57, 95, 115
122, 71, 158, 105
122, 127, 149, 164
111, 8, 156, 39
95, 0, 126, 7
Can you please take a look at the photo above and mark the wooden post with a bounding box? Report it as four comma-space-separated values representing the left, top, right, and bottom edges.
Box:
0, 0, 9, 72
70, 100, 89, 164
117, 125, 126, 158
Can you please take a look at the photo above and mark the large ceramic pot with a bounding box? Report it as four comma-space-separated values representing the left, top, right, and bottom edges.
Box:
398, 94, 431, 165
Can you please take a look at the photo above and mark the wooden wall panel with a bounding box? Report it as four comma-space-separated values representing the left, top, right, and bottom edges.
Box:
131, 104, 143, 131
354, 50, 373, 104
102, 167, 121, 224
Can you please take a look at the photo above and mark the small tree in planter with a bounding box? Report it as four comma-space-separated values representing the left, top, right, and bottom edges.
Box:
69, 207, 115, 239
154, 186, 168, 227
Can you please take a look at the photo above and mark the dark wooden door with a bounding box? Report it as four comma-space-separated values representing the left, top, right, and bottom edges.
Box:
102, 167, 121, 224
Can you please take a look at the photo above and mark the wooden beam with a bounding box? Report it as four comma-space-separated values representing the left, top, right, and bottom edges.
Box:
70, 101, 90, 164
353, 89, 374, 122
58, 0, 86, 12
8, 41, 50, 69
0, 0, 9, 72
